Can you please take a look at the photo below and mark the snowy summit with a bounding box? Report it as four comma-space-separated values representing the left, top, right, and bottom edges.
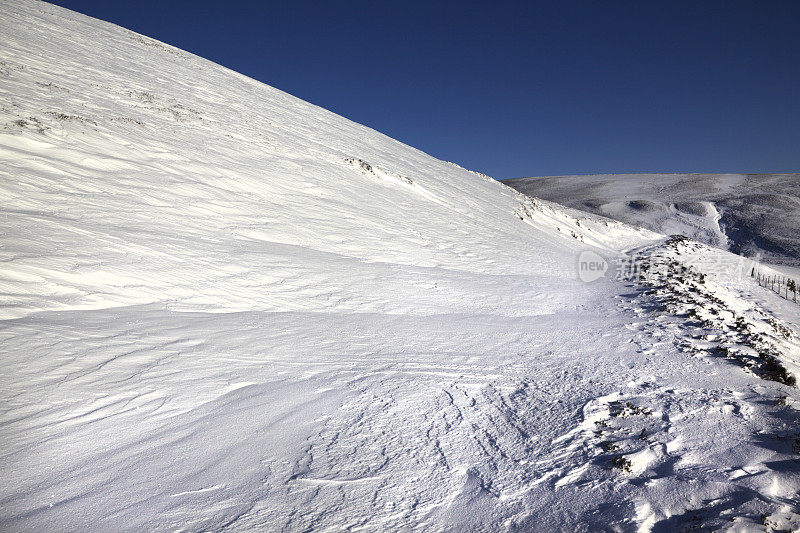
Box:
1, 1, 800, 531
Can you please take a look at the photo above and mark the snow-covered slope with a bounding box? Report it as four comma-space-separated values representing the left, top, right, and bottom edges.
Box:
0, 3, 659, 321
2, 2, 800, 531
504, 173, 800, 267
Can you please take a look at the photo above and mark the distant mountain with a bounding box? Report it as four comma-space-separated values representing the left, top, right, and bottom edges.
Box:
504, 173, 800, 266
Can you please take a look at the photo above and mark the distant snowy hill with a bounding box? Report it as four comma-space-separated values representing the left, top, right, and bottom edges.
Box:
504, 173, 800, 267
2, 1, 800, 531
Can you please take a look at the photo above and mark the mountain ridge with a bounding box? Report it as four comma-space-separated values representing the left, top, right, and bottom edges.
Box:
504, 172, 800, 267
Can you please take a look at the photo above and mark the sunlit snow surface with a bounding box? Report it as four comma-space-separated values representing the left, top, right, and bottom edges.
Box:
2, 1, 800, 530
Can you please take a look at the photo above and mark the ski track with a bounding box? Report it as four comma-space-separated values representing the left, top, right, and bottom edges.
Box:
1, 1, 800, 531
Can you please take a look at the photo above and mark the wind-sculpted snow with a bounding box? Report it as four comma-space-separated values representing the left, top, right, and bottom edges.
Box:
2, 1, 800, 531
504, 173, 800, 267
2, 0, 625, 321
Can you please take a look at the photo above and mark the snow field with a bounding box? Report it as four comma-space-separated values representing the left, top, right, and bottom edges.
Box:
1, 1, 800, 530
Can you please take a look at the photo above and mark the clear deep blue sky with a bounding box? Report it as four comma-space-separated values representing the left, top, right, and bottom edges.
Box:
52, 0, 800, 178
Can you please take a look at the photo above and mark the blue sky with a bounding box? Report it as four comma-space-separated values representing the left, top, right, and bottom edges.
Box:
51, 0, 800, 178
